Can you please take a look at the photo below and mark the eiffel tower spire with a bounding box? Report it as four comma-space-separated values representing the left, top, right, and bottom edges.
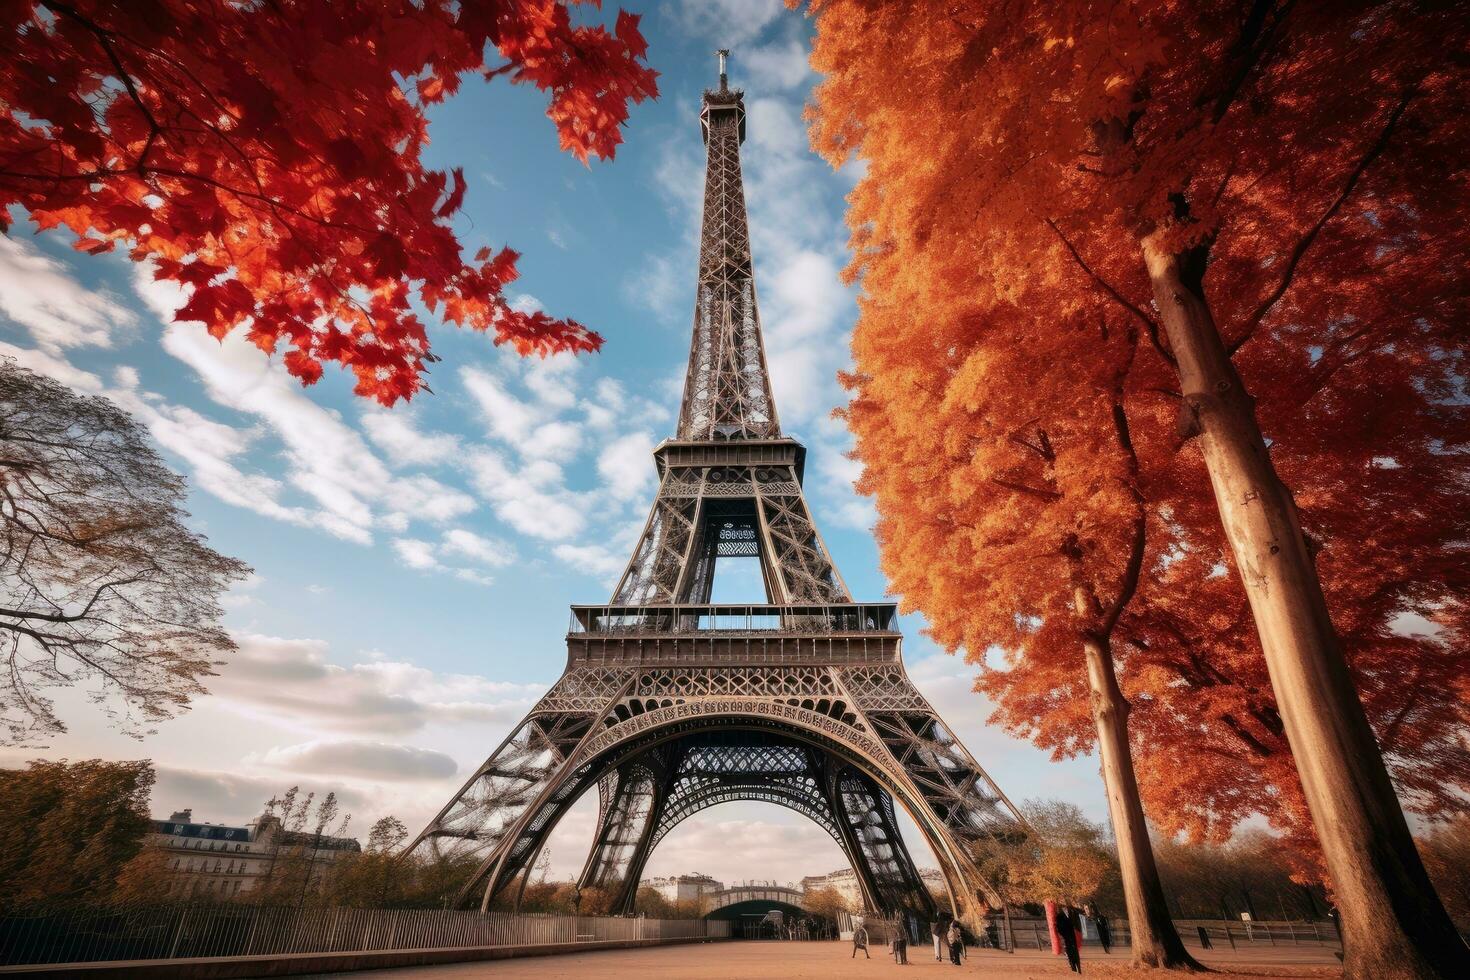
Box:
609, 52, 838, 604
677, 52, 779, 442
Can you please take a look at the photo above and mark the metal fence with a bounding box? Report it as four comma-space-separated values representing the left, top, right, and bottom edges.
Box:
983, 916, 1342, 952
0, 905, 731, 967
836, 911, 1343, 952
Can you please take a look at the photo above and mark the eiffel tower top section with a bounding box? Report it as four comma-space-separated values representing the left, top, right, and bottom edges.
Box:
676, 51, 780, 442
583, 58, 892, 664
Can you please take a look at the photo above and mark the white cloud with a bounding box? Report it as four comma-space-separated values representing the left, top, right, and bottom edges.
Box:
211, 633, 543, 737
132, 266, 500, 548
745, 35, 813, 90
0, 236, 134, 354
386, 474, 476, 524
0, 339, 104, 391
623, 251, 685, 324
510, 293, 544, 315
667, 0, 785, 46
107, 376, 314, 529
464, 448, 588, 540
392, 537, 439, 570
597, 431, 656, 501
362, 409, 462, 467
584, 378, 671, 433
220, 572, 264, 609
148, 766, 370, 826
749, 96, 806, 156
148, 321, 389, 543
251, 739, 458, 781
552, 543, 628, 584
462, 366, 546, 451
391, 529, 510, 583
442, 528, 516, 567
523, 354, 581, 410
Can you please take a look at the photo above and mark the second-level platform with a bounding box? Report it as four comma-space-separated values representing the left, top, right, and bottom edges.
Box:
566, 602, 901, 667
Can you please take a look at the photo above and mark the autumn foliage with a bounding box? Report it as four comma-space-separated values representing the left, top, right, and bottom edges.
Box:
1, 0, 658, 404
807, 0, 1467, 896
0, 758, 155, 907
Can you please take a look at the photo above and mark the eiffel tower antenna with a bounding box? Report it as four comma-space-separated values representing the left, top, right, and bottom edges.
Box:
405, 61, 1025, 931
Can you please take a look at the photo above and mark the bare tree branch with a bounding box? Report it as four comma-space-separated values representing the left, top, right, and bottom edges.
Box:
0, 360, 249, 742
1229, 84, 1417, 355
1043, 217, 1176, 367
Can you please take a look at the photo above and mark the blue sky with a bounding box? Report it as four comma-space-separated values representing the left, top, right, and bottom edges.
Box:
0, 1, 1105, 885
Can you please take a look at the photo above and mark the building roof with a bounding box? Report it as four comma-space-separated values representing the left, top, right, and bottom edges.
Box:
150, 819, 252, 842
150, 813, 359, 852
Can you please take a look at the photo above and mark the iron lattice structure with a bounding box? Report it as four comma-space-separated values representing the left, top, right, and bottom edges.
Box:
405, 65, 1024, 926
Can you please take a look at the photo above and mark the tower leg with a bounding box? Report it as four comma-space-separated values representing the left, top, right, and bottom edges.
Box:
576, 753, 671, 913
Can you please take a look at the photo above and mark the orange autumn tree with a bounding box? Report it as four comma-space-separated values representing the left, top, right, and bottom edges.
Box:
806, 1, 1468, 977
837, 245, 1197, 963
1, 0, 658, 404
1119, 310, 1470, 878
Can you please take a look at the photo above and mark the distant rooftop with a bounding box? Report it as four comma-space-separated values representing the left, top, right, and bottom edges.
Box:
151, 808, 359, 851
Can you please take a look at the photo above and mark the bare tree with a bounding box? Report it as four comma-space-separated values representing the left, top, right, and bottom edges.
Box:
0, 361, 249, 742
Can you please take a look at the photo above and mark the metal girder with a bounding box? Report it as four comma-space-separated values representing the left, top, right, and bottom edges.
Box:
405, 64, 1026, 931
678, 82, 777, 442
611, 464, 847, 605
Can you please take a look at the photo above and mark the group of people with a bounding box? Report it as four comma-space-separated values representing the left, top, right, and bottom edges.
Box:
859, 903, 1113, 970
852, 912, 963, 966
1052, 903, 1112, 973
918, 912, 964, 965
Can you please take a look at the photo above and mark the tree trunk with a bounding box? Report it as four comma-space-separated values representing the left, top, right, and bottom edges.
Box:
1139, 234, 1468, 979
1082, 633, 1201, 970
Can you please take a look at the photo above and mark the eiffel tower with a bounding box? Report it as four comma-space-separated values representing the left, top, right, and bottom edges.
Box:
406, 54, 1023, 926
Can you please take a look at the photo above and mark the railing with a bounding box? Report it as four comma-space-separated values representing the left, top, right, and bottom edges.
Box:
569, 603, 900, 636
978, 916, 1345, 951
0, 905, 731, 967
838, 912, 1347, 951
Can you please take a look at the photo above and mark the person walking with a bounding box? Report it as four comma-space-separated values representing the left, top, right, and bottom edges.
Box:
890, 914, 909, 965
1059, 905, 1082, 974
931, 913, 949, 961
947, 920, 964, 966
852, 915, 870, 959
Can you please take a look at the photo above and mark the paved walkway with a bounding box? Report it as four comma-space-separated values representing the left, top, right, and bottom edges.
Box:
304, 940, 1343, 979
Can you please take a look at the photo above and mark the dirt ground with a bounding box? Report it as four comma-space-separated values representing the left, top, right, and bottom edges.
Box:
305, 939, 1344, 979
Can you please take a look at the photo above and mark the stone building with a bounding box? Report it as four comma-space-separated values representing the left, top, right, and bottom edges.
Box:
641, 873, 724, 904
801, 867, 948, 909
800, 867, 864, 906
147, 808, 359, 900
